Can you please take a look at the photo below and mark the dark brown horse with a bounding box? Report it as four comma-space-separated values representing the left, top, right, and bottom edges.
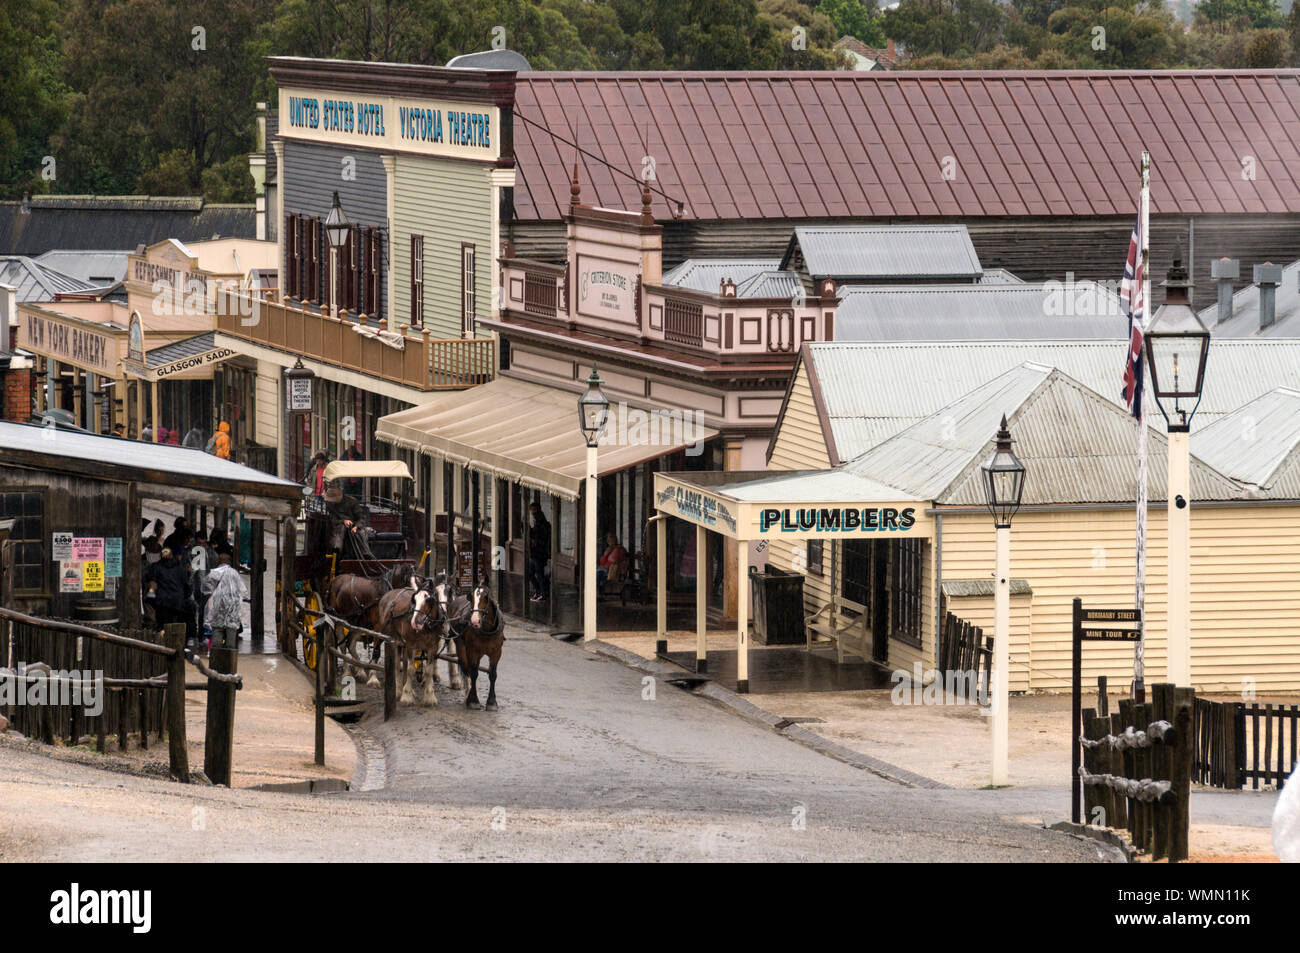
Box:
328, 562, 418, 680
449, 582, 504, 711
375, 582, 445, 707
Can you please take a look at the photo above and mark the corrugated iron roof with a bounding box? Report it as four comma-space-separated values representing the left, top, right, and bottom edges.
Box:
978, 268, 1024, 285
661, 258, 779, 294
835, 282, 1128, 342
735, 270, 803, 299
1192, 387, 1300, 489
781, 224, 982, 280
513, 71, 1300, 221
32, 250, 128, 285
802, 339, 1300, 462
843, 365, 1247, 504
1202, 259, 1300, 337
0, 256, 100, 302
145, 332, 217, 367
0, 199, 255, 255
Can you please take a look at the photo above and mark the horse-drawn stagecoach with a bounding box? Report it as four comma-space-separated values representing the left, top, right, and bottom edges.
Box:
292, 460, 426, 667
289, 460, 504, 712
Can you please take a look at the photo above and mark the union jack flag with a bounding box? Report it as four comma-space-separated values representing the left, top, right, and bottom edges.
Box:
1120, 209, 1145, 418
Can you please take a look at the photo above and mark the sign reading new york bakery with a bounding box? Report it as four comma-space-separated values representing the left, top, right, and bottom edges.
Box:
18, 308, 118, 375
278, 86, 501, 162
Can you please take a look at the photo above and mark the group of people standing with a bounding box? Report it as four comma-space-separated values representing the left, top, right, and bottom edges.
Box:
111, 421, 232, 459
142, 516, 245, 652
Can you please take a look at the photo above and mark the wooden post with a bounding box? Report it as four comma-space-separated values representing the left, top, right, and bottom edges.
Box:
313, 621, 325, 766
522, 486, 531, 621
164, 623, 189, 782
124, 482, 142, 628
1108, 710, 1128, 830
549, 495, 559, 628
1071, 598, 1082, 824
1151, 683, 1173, 861
1081, 706, 1098, 825
383, 635, 396, 721
204, 646, 237, 786
696, 524, 707, 672
1171, 687, 1194, 863
281, 518, 297, 657
250, 519, 265, 645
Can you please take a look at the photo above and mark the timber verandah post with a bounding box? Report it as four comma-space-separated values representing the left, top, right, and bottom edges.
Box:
164, 623, 189, 782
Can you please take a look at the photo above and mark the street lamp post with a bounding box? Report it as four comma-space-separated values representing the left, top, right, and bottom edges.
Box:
324, 192, 351, 319
981, 415, 1026, 787
577, 366, 610, 642
1143, 256, 1209, 689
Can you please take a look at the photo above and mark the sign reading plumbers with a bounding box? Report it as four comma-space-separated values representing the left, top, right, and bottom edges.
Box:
759, 506, 918, 534
279, 87, 500, 162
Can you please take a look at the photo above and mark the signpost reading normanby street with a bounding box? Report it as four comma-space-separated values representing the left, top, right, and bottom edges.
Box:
1071, 598, 1143, 824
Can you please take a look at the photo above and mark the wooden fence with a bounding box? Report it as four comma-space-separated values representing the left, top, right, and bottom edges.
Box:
0, 608, 241, 784
1194, 698, 1298, 790
937, 611, 992, 692
1079, 681, 1193, 862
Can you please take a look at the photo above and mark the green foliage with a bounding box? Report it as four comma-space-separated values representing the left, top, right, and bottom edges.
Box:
1196, 0, 1285, 29
817, 0, 887, 45
0, 0, 1295, 200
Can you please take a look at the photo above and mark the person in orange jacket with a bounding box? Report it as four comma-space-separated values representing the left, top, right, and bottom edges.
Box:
213, 421, 231, 460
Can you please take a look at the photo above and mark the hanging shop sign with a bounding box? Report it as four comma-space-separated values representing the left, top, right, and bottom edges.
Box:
279, 86, 501, 162
152, 347, 238, 381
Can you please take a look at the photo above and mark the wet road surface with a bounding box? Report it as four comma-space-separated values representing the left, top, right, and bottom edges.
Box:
346, 621, 1105, 862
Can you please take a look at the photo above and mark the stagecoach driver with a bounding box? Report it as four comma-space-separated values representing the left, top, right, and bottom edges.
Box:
323, 479, 369, 558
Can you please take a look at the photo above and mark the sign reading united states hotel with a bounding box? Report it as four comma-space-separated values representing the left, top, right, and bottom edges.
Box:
278, 86, 500, 161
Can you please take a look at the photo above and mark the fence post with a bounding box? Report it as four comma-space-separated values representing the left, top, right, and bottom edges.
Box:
314, 622, 326, 767
204, 646, 238, 786
1171, 687, 1194, 863
384, 639, 396, 721
164, 624, 189, 782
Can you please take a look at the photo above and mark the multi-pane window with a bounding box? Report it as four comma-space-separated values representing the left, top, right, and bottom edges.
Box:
410, 235, 425, 328
891, 539, 924, 647
462, 243, 477, 334
840, 538, 873, 612
806, 539, 823, 576
1, 490, 45, 593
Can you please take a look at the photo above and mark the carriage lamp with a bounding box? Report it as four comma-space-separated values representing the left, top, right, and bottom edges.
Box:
981, 415, 1026, 529
1144, 256, 1207, 690
981, 415, 1025, 787
1144, 256, 1209, 432
324, 191, 351, 249
577, 365, 610, 448
324, 192, 350, 319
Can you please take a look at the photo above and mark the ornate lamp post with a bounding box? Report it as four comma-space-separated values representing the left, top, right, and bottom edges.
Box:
323, 192, 351, 318
982, 415, 1026, 787
577, 366, 610, 642
1143, 256, 1209, 688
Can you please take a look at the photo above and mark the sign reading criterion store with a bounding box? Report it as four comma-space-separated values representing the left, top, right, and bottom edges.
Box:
279, 87, 500, 162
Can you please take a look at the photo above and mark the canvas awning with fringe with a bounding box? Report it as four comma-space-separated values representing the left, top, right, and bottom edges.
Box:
375, 377, 717, 501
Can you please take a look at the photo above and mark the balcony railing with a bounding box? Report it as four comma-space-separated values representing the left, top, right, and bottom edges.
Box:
663, 298, 703, 346
215, 290, 495, 392
524, 271, 558, 318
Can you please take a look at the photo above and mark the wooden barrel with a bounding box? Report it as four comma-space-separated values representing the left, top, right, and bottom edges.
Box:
72, 598, 119, 628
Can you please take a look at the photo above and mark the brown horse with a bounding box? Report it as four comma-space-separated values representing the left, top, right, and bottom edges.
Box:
376, 582, 445, 707
449, 582, 504, 711
328, 562, 417, 681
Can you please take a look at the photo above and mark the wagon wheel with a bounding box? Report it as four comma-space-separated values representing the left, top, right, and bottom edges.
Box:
301, 589, 323, 670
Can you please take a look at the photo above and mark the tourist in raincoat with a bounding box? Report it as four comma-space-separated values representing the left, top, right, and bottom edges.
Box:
203, 552, 245, 650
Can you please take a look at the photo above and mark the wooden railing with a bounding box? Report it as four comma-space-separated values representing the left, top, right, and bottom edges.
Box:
215, 290, 495, 392
663, 297, 704, 346
523, 271, 558, 318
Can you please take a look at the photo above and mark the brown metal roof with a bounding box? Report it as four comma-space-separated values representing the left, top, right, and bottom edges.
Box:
513, 70, 1300, 222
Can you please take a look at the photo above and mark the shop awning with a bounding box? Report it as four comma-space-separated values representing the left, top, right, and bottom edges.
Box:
376, 377, 718, 501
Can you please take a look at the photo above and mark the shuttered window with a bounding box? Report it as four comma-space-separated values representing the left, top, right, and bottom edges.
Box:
891, 539, 924, 647
410, 235, 424, 328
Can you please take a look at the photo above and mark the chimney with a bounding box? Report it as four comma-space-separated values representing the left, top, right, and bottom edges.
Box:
887, 38, 895, 56
1210, 257, 1238, 325
1253, 262, 1283, 330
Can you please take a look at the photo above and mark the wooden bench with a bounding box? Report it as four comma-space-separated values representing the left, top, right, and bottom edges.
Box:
804, 601, 872, 665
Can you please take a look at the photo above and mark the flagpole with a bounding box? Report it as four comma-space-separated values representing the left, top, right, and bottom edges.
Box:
1134, 151, 1151, 705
